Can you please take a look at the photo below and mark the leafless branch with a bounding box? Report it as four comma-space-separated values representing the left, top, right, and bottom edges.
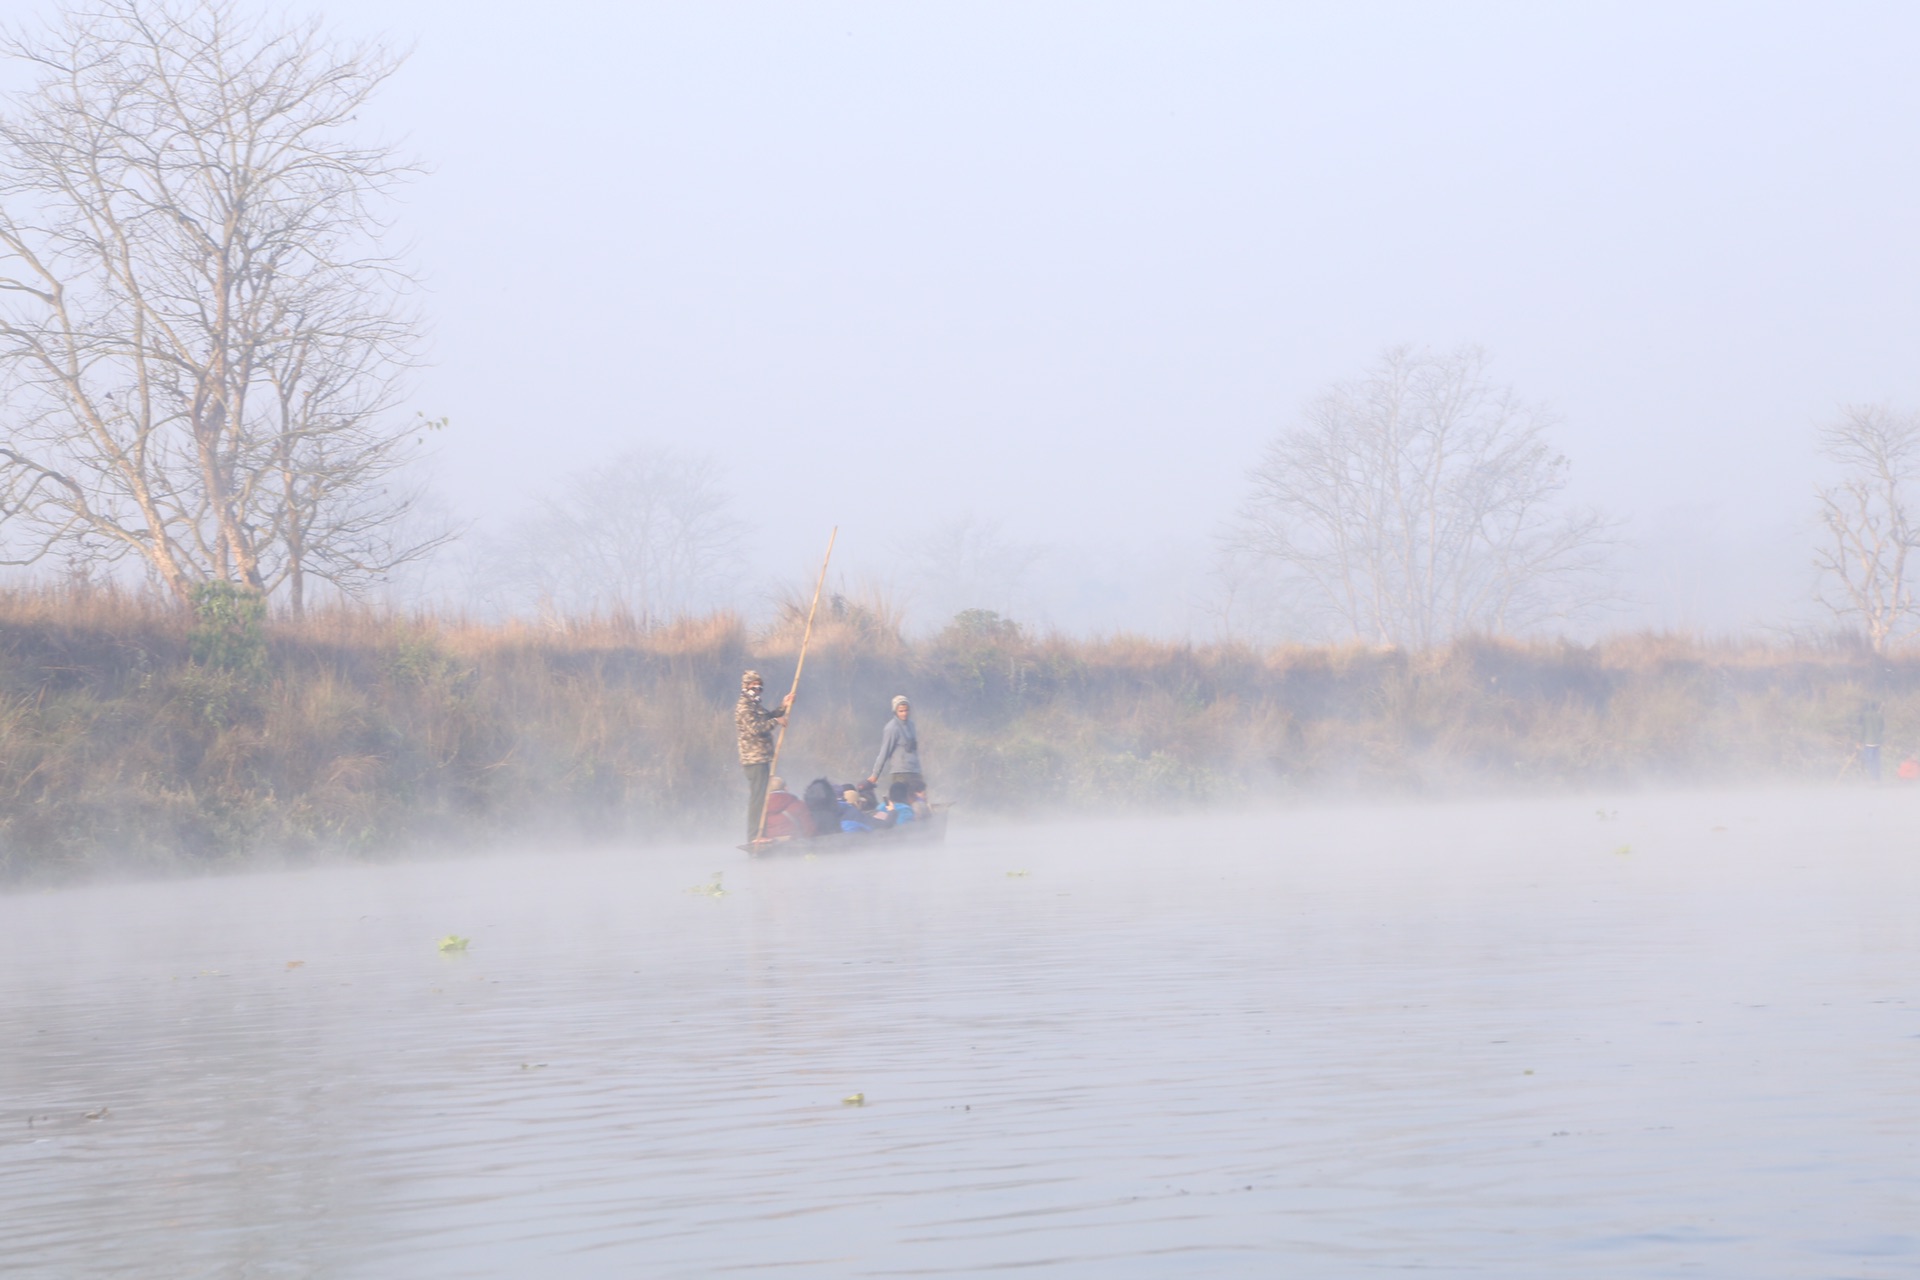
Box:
0, 0, 443, 611
1812, 404, 1920, 654
1227, 345, 1615, 646
486, 448, 746, 626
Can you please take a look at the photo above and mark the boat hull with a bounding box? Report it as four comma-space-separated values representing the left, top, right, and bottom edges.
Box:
741, 806, 949, 856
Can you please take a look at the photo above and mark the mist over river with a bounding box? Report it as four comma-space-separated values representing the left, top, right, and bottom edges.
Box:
3, 791, 1916, 1277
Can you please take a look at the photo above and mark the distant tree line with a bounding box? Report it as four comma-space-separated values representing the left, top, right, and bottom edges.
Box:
1218, 347, 1920, 654
2, 5, 1912, 652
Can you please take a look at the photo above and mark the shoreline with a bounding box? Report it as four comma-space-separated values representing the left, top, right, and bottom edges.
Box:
1, 586, 1911, 882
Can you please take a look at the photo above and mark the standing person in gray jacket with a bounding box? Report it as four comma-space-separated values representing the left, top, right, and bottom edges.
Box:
867, 695, 925, 799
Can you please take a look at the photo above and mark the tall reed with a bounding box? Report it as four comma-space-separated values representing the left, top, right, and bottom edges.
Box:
0, 588, 1908, 880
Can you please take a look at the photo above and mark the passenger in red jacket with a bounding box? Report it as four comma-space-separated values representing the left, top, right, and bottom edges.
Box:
760, 777, 815, 839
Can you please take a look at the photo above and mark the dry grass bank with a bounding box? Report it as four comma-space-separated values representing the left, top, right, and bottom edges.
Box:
0, 589, 1906, 879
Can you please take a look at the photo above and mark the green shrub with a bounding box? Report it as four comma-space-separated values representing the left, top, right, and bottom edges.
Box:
188, 583, 267, 678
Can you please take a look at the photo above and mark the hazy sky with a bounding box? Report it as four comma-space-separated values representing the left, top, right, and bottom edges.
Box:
87, 1, 1920, 634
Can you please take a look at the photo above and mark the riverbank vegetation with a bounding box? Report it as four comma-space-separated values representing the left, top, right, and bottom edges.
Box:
0, 585, 1908, 881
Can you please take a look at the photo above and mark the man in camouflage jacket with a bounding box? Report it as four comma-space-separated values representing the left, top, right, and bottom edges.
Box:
736, 670, 791, 840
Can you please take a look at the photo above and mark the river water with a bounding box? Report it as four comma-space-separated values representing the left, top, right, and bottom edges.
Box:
2, 789, 1916, 1277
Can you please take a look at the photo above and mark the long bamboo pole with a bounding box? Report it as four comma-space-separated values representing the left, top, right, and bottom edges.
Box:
755, 526, 838, 841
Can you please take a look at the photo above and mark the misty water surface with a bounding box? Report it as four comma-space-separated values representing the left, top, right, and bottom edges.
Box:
2, 791, 1916, 1277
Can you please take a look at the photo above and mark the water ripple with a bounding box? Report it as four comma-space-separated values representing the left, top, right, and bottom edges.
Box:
2, 791, 1918, 1277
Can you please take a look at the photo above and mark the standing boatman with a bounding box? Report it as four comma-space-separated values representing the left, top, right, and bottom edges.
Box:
867, 694, 925, 800
736, 670, 791, 839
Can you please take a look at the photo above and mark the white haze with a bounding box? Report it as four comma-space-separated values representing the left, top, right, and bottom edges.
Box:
25, 0, 1920, 637
5, 791, 1916, 1273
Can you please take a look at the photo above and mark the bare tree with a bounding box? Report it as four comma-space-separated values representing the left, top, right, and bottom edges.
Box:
1230, 346, 1612, 647
1813, 404, 1920, 653
490, 448, 746, 624
896, 514, 1045, 631
0, 0, 444, 611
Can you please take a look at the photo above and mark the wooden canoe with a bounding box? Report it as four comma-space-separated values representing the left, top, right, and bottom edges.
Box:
740, 804, 950, 856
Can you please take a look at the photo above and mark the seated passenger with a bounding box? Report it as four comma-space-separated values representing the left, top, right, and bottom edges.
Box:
852, 781, 896, 828
888, 778, 926, 822
836, 788, 873, 832
760, 777, 814, 839
803, 777, 841, 833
